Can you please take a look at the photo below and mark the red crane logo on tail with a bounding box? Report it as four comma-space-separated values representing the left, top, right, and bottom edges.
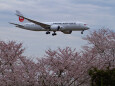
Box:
19, 16, 24, 22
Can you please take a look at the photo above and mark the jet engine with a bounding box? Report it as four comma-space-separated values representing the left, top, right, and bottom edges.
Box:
62, 30, 72, 34
50, 25, 61, 31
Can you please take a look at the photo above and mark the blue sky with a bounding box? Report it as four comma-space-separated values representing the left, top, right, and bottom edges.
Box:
0, 0, 115, 57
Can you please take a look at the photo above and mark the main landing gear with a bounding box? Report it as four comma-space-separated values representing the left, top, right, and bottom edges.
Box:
46, 31, 50, 34
52, 32, 57, 36
46, 31, 57, 36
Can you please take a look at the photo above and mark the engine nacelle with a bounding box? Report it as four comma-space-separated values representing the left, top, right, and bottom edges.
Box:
62, 30, 72, 34
50, 25, 61, 31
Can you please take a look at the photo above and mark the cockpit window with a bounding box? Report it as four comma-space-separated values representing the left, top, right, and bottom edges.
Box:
84, 24, 87, 26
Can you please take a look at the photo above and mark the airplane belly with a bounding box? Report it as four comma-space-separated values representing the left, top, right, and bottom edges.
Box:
63, 25, 83, 31
24, 25, 46, 31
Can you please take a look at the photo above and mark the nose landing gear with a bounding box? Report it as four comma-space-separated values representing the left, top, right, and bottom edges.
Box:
81, 30, 84, 34
46, 31, 50, 34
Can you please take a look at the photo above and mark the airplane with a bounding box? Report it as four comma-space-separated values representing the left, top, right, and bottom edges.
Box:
10, 10, 90, 36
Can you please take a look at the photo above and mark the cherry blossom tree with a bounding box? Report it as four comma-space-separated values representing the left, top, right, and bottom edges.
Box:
36, 47, 90, 86
35, 29, 115, 86
82, 29, 115, 69
82, 29, 115, 86
0, 29, 114, 86
0, 41, 39, 86
0, 41, 24, 86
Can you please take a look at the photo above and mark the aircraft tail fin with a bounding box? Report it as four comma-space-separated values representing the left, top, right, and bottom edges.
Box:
16, 10, 23, 16
16, 10, 25, 22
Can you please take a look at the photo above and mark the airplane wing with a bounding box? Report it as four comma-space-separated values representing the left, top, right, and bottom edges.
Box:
16, 10, 50, 29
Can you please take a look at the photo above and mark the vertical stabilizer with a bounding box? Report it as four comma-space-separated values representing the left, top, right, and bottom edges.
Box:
16, 10, 25, 22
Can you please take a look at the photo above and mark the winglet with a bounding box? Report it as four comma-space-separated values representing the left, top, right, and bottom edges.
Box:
16, 10, 23, 17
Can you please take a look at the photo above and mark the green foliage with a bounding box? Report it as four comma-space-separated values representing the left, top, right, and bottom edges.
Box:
89, 68, 115, 86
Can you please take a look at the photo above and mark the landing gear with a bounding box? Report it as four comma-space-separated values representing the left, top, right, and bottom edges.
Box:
81, 30, 84, 34
46, 31, 50, 34
52, 32, 57, 36
46, 31, 57, 36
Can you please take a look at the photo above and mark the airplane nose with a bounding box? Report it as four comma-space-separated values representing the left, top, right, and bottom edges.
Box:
84, 27, 89, 30
86, 26, 90, 30
84, 24, 90, 30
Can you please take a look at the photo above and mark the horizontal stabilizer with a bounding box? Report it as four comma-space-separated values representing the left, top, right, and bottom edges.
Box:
9, 22, 24, 28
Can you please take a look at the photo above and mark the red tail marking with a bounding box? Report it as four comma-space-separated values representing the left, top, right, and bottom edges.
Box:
19, 16, 24, 22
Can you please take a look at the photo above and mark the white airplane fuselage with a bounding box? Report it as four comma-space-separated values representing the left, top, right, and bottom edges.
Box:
20, 22, 89, 32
